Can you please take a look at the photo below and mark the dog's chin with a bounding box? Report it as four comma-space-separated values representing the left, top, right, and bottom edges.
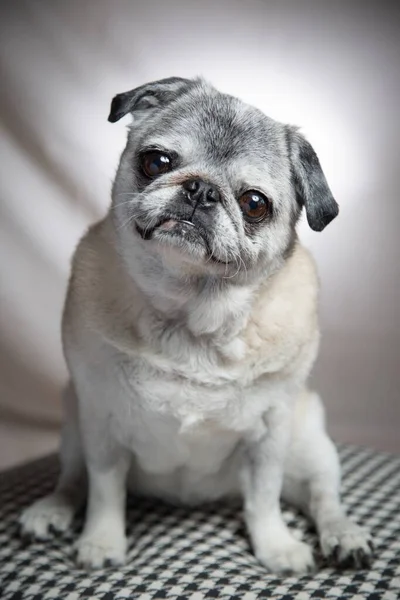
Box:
135, 219, 229, 267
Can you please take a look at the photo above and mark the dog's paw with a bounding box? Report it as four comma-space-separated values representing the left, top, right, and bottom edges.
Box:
320, 519, 373, 569
76, 530, 127, 569
19, 494, 74, 540
256, 538, 315, 575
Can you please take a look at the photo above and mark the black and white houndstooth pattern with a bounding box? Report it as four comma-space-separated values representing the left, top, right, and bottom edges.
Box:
0, 444, 399, 600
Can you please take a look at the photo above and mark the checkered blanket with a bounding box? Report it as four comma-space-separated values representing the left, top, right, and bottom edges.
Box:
1, 445, 399, 599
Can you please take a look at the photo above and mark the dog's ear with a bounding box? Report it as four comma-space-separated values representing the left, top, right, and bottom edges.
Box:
108, 77, 194, 123
286, 126, 339, 232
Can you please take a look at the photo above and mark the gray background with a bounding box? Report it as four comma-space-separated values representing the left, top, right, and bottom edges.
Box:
0, 0, 399, 469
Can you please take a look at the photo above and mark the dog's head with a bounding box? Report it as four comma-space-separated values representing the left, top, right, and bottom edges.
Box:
109, 77, 338, 283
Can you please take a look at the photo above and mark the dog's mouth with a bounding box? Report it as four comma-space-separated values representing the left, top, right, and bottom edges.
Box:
135, 218, 229, 265
135, 218, 197, 241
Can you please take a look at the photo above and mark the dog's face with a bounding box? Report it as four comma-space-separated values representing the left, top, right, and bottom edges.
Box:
109, 77, 338, 282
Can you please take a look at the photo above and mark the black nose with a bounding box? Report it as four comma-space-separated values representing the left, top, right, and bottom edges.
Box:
183, 179, 220, 206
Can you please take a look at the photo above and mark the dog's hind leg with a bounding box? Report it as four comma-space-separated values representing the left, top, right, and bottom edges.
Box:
282, 390, 373, 568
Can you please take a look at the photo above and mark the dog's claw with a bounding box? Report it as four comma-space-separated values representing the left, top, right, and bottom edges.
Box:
329, 545, 373, 570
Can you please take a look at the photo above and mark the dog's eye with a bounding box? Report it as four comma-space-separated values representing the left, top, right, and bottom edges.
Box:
141, 151, 172, 178
239, 191, 270, 223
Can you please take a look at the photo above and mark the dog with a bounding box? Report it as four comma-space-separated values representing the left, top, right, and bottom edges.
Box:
20, 77, 372, 574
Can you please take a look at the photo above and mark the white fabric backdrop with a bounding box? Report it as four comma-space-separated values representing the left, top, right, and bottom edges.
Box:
1, 0, 399, 469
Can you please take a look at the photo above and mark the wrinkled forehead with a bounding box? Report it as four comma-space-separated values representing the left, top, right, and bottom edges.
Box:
138, 91, 287, 170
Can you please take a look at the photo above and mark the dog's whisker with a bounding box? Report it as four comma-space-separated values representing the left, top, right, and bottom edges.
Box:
115, 191, 140, 196
143, 215, 160, 239
111, 200, 137, 210
238, 253, 248, 282
116, 212, 137, 232
222, 250, 242, 280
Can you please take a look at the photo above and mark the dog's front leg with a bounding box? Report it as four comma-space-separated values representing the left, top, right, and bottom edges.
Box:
62, 343, 132, 569
77, 450, 130, 569
241, 404, 315, 575
70, 378, 131, 569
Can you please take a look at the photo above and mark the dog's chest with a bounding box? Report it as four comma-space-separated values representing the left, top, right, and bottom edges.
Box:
112, 349, 271, 477
118, 352, 266, 434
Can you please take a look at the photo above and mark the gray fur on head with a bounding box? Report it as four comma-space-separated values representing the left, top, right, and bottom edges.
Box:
108, 76, 338, 296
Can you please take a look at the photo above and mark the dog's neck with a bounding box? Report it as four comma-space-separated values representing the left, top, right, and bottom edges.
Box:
109, 216, 286, 350
119, 246, 275, 344
136, 260, 258, 339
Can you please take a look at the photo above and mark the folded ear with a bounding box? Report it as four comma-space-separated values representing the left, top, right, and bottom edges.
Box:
286, 126, 339, 232
108, 76, 195, 123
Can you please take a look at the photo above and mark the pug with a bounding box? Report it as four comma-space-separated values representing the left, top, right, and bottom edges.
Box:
20, 77, 372, 574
